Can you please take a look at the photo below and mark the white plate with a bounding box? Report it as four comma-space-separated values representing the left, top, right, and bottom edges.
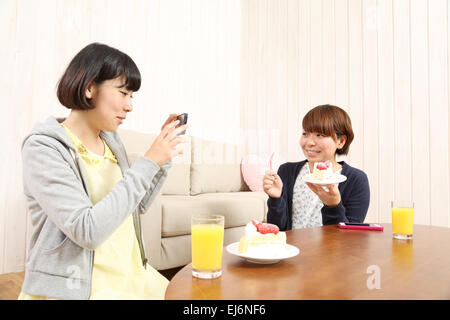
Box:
226, 242, 300, 264
303, 173, 347, 186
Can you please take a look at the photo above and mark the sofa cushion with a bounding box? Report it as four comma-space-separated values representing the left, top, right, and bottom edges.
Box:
190, 137, 249, 195
118, 128, 191, 195
160, 192, 268, 237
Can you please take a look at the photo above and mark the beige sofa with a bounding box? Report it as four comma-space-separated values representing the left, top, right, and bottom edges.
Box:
119, 129, 268, 271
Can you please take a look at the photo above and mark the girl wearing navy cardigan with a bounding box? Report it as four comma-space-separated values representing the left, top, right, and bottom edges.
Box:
263, 105, 370, 230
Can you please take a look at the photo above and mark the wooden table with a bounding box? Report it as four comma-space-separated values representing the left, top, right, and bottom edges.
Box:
165, 224, 450, 299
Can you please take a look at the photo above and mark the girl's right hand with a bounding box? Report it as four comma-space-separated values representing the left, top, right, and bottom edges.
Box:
263, 171, 283, 198
144, 119, 188, 167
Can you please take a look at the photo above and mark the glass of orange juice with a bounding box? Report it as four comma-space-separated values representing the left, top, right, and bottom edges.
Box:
191, 215, 224, 279
391, 201, 414, 240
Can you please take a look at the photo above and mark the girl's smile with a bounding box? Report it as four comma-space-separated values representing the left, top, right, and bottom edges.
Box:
304, 149, 321, 157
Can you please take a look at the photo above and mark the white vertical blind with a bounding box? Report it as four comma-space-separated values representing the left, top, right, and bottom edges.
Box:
241, 0, 450, 227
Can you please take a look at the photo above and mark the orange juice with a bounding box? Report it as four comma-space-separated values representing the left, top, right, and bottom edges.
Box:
392, 207, 414, 235
191, 224, 224, 271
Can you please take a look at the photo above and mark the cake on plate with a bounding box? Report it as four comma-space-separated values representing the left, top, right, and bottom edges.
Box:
312, 160, 333, 180
239, 220, 286, 255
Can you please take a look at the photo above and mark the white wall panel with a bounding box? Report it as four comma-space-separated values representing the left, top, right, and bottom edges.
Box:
376, 0, 395, 223
241, 0, 450, 228
411, 0, 430, 226
429, 0, 449, 227
347, 0, 364, 171
362, 0, 379, 222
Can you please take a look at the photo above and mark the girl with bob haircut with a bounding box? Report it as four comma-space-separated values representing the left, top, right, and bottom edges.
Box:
19, 43, 187, 300
263, 104, 370, 230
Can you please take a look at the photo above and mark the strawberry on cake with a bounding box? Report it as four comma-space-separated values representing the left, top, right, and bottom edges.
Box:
312, 160, 333, 180
238, 219, 286, 255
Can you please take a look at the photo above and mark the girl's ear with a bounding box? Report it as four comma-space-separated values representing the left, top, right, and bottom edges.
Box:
85, 82, 96, 100
337, 135, 347, 150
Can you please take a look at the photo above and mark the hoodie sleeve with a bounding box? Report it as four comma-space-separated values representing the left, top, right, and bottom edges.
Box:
137, 160, 171, 214
113, 130, 170, 215
22, 135, 162, 250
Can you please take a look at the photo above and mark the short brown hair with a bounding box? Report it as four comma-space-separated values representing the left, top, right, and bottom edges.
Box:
302, 104, 354, 155
57, 43, 141, 110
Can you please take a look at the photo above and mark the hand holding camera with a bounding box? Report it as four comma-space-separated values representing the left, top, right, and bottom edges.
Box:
144, 113, 188, 167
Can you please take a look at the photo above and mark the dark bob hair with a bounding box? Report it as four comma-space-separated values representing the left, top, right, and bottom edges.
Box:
302, 104, 354, 155
57, 42, 141, 110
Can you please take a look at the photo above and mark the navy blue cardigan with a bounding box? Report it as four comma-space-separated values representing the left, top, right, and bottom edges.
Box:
267, 160, 370, 230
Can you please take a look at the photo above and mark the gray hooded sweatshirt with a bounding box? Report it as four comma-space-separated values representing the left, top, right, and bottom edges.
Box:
20, 116, 170, 300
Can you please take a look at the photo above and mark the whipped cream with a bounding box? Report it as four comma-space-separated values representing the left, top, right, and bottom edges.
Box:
245, 222, 258, 235
242, 221, 287, 258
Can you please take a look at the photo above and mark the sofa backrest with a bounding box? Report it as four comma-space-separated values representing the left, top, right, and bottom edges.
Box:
190, 136, 249, 195
118, 128, 249, 195
118, 128, 191, 195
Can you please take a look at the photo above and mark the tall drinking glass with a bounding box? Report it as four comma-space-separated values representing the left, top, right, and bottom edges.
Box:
391, 201, 414, 240
191, 215, 224, 279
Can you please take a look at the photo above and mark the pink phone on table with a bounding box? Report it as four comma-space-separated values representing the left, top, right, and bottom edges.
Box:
338, 222, 384, 231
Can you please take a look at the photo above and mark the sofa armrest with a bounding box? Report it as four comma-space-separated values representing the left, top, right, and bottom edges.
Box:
140, 192, 163, 269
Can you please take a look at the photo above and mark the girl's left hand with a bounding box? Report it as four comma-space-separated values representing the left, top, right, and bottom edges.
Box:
305, 182, 341, 207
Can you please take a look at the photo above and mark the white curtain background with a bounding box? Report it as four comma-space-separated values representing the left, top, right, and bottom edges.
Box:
1, 0, 449, 274
0, 0, 241, 274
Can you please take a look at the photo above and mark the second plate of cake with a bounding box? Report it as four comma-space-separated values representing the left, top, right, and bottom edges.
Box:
226, 242, 300, 264
304, 160, 347, 185
228, 220, 300, 264
303, 173, 347, 186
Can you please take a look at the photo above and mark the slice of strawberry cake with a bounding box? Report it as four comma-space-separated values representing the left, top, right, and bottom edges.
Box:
238, 219, 286, 255
312, 160, 333, 180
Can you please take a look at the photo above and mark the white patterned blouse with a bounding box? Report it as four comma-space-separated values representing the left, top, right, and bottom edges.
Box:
291, 163, 342, 229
